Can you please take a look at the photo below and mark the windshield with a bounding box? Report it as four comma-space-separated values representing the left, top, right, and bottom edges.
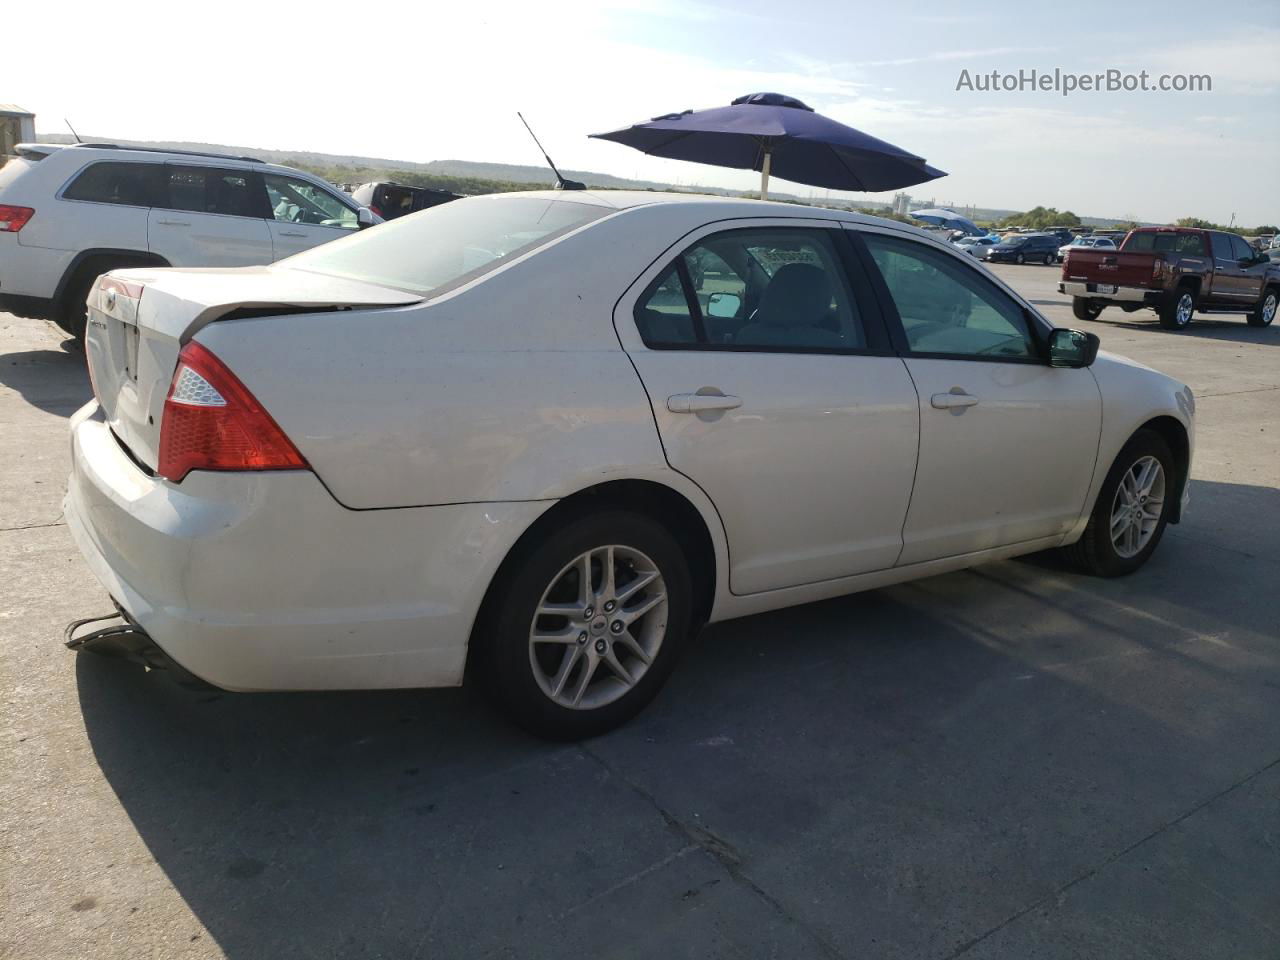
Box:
282, 195, 609, 295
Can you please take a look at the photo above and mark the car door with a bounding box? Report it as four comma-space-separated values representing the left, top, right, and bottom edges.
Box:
149, 165, 273, 267
852, 227, 1101, 565
263, 172, 360, 260
616, 221, 920, 595
1207, 231, 1248, 303
1230, 234, 1267, 303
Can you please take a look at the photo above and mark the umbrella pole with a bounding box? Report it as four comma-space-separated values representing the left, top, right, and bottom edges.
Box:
760, 151, 771, 201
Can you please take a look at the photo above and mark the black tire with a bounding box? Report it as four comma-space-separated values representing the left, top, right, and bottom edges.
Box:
472, 509, 693, 740
56, 257, 156, 341
1072, 297, 1103, 322
56, 268, 99, 340
1015, 253, 1025, 265
1043, 253, 1054, 265
1247, 286, 1277, 328
1158, 287, 1196, 330
1061, 429, 1175, 577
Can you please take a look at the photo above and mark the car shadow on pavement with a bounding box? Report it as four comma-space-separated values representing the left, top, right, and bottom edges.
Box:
0, 347, 92, 416
1095, 316, 1277, 346
74, 485, 1280, 958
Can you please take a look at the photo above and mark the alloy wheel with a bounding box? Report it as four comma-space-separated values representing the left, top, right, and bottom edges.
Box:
1109, 455, 1166, 558
528, 545, 668, 710
1262, 292, 1277, 326
1176, 293, 1194, 326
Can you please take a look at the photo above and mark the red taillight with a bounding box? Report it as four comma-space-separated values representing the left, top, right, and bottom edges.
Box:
0, 205, 35, 233
1152, 258, 1166, 280
157, 341, 307, 483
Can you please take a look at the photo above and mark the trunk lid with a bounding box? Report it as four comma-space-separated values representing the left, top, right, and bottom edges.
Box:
84, 265, 421, 471
1062, 249, 1159, 289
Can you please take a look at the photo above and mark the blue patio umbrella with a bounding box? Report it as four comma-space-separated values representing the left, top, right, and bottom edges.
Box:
590, 93, 945, 200
910, 208, 983, 236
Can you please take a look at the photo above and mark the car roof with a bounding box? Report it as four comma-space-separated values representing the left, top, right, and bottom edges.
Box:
18, 143, 328, 180
479, 189, 942, 235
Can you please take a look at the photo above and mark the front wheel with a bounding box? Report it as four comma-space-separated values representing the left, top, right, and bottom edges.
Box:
1061, 430, 1175, 577
1159, 288, 1195, 330
1072, 297, 1104, 321
473, 510, 693, 740
1248, 287, 1277, 328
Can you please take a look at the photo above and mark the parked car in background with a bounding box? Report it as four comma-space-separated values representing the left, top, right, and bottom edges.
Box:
953, 235, 999, 257
1058, 235, 1117, 262
983, 233, 1060, 264
1061, 226, 1279, 329
349, 181, 460, 221
64, 192, 1194, 739
1043, 227, 1077, 246
0, 143, 374, 338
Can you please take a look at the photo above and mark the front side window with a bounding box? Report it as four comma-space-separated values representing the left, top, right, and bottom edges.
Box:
634, 228, 865, 351
163, 166, 264, 218
63, 161, 163, 207
265, 173, 356, 229
1209, 233, 1236, 260
1229, 235, 1255, 261
863, 233, 1039, 360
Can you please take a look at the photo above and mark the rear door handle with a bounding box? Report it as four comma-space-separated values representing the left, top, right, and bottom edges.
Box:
667, 392, 742, 414
931, 391, 979, 410
154, 218, 190, 226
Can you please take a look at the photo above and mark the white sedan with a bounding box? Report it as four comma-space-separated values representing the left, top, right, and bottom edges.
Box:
66, 192, 1195, 738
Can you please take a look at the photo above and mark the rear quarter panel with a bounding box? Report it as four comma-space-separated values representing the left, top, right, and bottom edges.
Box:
194, 206, 720, 511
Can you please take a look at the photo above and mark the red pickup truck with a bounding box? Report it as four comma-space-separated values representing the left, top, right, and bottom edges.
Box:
1059, 227, 1279, 330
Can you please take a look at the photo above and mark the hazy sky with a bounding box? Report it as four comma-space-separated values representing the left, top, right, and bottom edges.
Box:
7, 0, 1278, 224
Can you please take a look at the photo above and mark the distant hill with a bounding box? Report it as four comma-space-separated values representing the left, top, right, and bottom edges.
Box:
34, 132, 1154, 226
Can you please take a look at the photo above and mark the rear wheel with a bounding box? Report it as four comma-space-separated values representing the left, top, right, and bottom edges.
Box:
57, 257, 157, 341
1072, 297, 1104, 322
1061, 430, 1174, 577
1248, 287, 1277, 328
1158, 287, 1196, 330
56, 269, 99, 341
1015, 253, 1025, 265
473, 509, 693, 740
1043, 253, 1054, 265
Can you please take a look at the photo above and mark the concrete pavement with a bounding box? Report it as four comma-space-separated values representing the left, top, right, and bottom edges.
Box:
1, 264, 1277, 959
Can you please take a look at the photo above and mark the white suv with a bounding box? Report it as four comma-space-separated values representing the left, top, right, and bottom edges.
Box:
0, 142, 373, 338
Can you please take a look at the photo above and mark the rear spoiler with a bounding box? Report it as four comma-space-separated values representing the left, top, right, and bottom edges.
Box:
14, 143, 62, 160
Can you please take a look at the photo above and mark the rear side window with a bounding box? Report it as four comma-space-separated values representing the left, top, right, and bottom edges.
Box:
163, 166, 266, 218
63, 161, 164, 207
634, 228, 866, 352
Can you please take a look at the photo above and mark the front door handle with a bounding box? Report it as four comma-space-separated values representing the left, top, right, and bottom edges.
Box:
931, 391, 979, 410
667, 392, 742, 414
154, 218, 190, 226
279, 230, 307, 237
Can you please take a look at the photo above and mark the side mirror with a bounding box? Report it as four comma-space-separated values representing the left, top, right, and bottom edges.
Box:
1048, 328, 1100, 368
706, 291, 742, 319
357, 207, 375, 230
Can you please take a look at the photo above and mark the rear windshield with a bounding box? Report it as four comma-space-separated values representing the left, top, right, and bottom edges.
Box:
1123, 231, 1206, 256
282, 195, 609, 295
